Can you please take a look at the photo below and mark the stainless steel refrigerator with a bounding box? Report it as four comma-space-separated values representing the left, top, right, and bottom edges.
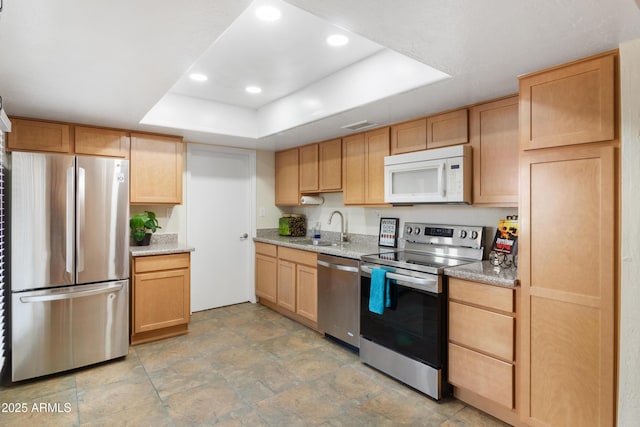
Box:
10, 152, 130, 381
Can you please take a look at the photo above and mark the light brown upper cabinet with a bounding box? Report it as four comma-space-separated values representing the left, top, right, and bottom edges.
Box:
275, 147, 299, 206
298, 139, 343, 194
298, 144, 319, 193
342, 133, 366, 205
390, 118, 427, 155
75, 126, 130, 159
519, 51, 615, 150
343, 127, 389, 205
318, 138, 342, 192
426, 108, 468, 149
7, 118, 71, 153
130, 133, 183, 205
470, 96, 519, 206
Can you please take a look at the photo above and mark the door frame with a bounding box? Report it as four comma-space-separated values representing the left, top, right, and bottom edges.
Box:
186, 142, 257, 305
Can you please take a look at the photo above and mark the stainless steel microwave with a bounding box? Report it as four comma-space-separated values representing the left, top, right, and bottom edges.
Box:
384, 145, 472, 204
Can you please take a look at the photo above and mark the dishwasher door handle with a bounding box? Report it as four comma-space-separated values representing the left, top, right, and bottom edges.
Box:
317, 260, 359, 273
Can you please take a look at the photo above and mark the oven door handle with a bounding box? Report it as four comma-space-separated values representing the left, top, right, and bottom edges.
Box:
360, 265, 441, 294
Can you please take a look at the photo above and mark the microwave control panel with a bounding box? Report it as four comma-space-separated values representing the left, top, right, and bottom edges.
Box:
446, 159, 465, 198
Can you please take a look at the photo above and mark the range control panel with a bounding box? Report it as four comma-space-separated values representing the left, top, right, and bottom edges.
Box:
403, 222, 484, 249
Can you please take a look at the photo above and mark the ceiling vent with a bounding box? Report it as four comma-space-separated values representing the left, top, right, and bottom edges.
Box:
341, 120, 377, 131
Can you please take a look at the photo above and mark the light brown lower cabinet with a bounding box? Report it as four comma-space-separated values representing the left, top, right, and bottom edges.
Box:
519, 143, 616, 427
255, 244, 319, 330
448, 278, 520, 425
131, 252, 191, 345
255, 242, 277, 304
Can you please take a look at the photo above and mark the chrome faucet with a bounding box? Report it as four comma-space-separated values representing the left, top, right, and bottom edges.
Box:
328, 210, 349, 242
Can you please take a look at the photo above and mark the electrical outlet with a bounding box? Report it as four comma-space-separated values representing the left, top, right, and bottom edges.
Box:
374, 210, 381, 219
259, 207, 266, 217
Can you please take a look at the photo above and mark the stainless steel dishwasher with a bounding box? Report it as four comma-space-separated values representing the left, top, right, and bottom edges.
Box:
317, 253, 360, 348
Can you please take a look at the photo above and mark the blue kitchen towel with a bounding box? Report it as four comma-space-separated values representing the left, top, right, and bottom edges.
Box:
369, 268, 389, 315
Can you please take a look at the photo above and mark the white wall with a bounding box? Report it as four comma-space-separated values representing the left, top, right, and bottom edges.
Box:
135, 147, 277, 243
618, 38, 640, 425
130, 204, 186, 240
256, 150, 284, 230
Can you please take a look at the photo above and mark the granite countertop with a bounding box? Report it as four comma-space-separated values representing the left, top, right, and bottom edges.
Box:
255, 229, 390, 260
130, 233, 195, 257
257, 229, 519, 287
444, 261, 519, 287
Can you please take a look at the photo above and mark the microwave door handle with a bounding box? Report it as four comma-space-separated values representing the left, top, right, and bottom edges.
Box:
438, 163, 446, 197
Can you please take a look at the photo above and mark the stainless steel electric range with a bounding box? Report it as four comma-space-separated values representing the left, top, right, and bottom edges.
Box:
359, 222, 485, 400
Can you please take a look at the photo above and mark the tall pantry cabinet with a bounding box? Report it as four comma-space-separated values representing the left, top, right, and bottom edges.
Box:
518, 50, 619, 427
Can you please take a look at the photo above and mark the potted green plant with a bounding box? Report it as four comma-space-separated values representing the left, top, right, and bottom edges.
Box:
130, 211, 161, 246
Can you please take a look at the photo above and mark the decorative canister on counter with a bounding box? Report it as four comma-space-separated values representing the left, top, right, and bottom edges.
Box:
278, 214, 307, 237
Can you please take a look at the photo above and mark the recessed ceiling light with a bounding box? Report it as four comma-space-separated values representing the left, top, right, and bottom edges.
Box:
255, 6, 281, 21
189, 73, 208, 82
245, 86, 262, 94
326, 34, 349, 47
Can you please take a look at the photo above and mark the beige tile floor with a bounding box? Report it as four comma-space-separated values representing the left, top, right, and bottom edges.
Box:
0, 302, 508, 426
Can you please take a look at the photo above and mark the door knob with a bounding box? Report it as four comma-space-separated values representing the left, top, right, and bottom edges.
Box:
240, 233, 248, 240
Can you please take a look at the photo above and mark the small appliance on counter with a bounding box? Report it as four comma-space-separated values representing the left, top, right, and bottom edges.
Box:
278, 214, 306, 236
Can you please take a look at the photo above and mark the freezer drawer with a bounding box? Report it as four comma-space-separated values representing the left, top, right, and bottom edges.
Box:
11, 280, 129, 381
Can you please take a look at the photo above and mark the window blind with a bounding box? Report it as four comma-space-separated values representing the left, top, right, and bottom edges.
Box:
0, 100, 8, 375
0, 126, 6, 373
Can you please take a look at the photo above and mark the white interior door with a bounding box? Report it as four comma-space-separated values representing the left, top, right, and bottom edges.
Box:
187, 144, 256, 311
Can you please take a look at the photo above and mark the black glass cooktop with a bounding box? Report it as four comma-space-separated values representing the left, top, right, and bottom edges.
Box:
361, 250, 473, 274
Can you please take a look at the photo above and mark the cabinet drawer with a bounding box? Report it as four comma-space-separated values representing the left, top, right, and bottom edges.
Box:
255, 242, 277, 257
278, 246, 317, 266
449, 301, 514, 361
449, 343, 514, 409
134, 253, 190, 273
449, 278, 514, 312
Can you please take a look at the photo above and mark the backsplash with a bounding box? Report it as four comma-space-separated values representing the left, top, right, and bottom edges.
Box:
150, 233, 178, 244
130, 205, 186, 242
285, 192, 518, 249
130, 232, 178, 246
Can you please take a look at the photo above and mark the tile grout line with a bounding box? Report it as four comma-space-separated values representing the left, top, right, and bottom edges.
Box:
73, 374, 80, 426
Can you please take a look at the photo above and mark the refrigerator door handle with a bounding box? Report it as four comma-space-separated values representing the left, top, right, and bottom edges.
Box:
65, 166, 74, 274
77, 166, 86, 273
19, 282, 124, 303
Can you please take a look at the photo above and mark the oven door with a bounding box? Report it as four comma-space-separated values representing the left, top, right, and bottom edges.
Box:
360, 264, 445, 369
